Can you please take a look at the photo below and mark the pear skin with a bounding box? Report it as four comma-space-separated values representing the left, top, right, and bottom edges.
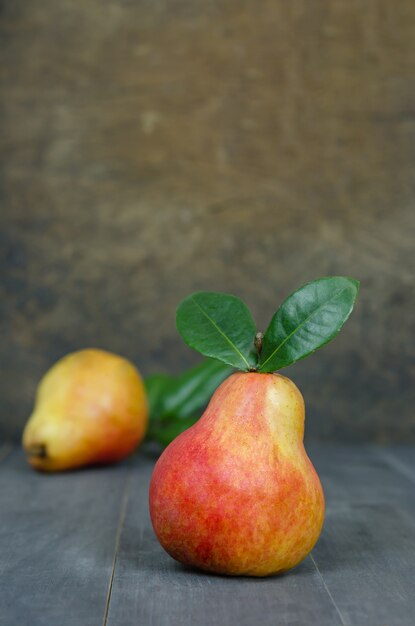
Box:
23, 349, 148, 471
149, 372, 324, 577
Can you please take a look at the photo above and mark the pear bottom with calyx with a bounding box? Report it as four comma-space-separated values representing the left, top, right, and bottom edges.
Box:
23, 349, 148, 472
149, 372, 324, 577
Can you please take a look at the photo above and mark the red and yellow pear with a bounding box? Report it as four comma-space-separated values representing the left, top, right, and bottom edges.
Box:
150, 371, 324, 577
23, 349, 148, 471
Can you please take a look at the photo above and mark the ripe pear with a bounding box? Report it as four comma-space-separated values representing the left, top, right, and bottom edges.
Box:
149, 372, 324, 577
23, 349, 148, 472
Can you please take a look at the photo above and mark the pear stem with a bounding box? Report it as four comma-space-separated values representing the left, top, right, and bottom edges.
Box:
254, 331, 263, 357
26, 444, 48, 459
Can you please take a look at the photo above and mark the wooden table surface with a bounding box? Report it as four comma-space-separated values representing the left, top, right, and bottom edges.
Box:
1, 443, 414, 626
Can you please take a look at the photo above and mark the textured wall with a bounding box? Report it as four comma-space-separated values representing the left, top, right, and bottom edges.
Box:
1, 0, 414, 441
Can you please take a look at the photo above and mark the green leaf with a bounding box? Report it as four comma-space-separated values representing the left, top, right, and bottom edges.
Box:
161, 358, 234, 419
258, 276, 359, 372
145, 358, 233, 447
176, 292, 257, 370
147, 416, 199, 448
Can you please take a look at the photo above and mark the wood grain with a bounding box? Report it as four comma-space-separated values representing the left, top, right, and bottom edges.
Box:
378, 446, 415, 487
0, 449, 130, 626
107, 444, 415, 626
105, 453, 343, 626
1, 445, 415, 625
1, 0, 415, 441
310, 444, 415, 625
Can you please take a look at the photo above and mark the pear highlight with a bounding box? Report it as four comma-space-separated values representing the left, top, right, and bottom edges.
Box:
23, 349, 148, 471
149, 372, 324, 577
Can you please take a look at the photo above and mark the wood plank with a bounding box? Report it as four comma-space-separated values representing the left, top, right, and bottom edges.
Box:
313, 503, 415, 626
307, 443, 415, 507
106, 452, 344, 626
0, 443, 13, 465
0, 448, 131, 626
309, 444, 415, 626
3, 444, 415, 626
377, 446, 415, 486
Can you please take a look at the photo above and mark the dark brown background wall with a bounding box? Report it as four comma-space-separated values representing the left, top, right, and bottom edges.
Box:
1, 1, 414, 442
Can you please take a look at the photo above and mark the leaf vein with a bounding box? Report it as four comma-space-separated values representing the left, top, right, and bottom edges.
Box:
259, 286, 350, 371
191, 296, 250, 369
